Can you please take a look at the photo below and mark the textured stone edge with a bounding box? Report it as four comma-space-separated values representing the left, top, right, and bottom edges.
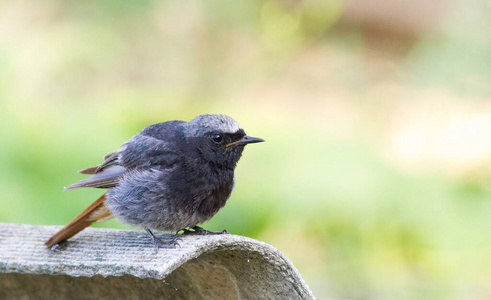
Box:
0, 223, 315, 299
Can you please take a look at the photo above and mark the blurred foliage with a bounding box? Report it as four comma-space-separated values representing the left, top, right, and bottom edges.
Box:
1, 0, 491, 299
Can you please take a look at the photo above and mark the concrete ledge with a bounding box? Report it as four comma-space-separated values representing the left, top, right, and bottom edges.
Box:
0, 223, 314, 299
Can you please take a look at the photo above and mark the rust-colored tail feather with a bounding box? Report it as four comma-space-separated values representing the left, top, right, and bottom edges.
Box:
45, 193, 113, 248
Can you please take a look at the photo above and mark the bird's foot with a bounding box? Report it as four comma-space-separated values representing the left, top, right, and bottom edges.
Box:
145, 229, 181, 253
181, 226, 229, 236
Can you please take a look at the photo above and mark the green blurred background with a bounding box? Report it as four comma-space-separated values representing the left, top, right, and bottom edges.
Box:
1, 0, 491, 299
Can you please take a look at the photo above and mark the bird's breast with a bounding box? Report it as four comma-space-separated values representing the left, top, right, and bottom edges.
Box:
195, 170, 235, 217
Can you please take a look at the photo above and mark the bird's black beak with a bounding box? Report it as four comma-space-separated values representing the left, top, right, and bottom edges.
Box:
226, 136, 265, 148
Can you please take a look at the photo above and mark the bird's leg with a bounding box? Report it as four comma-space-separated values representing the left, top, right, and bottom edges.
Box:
145, 229, 181, 253
182, 226, 229, 236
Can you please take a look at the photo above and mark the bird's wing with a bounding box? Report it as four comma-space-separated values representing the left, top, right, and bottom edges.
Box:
65, 151, 125, 190
65, 120, 186, 191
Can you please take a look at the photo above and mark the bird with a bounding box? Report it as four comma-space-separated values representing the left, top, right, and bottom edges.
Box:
45, 114, 264, 251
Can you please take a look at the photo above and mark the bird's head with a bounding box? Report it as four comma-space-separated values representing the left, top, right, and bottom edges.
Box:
185, 114, 264, 169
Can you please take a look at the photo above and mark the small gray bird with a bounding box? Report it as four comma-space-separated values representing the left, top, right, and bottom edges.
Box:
45, 114, 264, 250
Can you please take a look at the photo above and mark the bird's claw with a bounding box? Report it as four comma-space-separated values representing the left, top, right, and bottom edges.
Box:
145, 229, 181, 253
151, 236, 181, 254
181, 226, 230, 236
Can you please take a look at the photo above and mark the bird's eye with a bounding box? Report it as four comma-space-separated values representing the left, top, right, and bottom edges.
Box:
211, 134, 223, 144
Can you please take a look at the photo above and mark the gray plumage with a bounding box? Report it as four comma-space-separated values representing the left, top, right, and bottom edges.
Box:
65, 114, 264, 233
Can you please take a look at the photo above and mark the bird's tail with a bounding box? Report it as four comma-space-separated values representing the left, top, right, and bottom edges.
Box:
45, 193, 113, 248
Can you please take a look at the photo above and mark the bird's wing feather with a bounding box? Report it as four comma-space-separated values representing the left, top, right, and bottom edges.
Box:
65, 165, 126, 190
78, 150, 121, 174
78, 166, 98, 174
97, 150, 121, 171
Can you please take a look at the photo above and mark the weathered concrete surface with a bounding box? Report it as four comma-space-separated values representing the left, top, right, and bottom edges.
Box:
0, 223, 314, 299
